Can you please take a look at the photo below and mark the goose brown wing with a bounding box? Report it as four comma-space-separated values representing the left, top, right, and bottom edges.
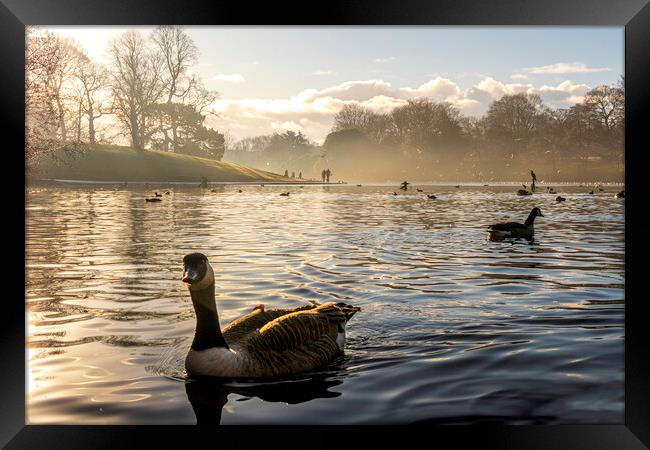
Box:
222, 303, 316, 345
241, 303, 347, 374
488, 222, 525, 231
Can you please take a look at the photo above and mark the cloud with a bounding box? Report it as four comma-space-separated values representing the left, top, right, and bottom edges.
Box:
213, 73, 246, 83
209, 76, 594, 141
374, 56, 396, 63
312, 69, 337, 76
523, 62, 611, 74
510, 73, 531, 81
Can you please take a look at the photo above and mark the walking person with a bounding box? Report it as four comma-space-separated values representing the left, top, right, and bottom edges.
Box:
326, 168, 331, 183
530, 170, 537, 193
321, 169, 326, 182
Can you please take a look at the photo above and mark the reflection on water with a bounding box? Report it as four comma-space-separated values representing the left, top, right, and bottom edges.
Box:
26, 183, 624, 424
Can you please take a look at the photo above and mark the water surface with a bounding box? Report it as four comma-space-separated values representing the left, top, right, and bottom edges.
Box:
26, 183, 624, 424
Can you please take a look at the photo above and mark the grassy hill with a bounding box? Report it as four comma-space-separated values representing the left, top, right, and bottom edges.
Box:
29, 144, 297, 183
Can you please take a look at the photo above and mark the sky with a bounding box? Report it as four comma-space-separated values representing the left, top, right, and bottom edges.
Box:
47, 26, 624, 143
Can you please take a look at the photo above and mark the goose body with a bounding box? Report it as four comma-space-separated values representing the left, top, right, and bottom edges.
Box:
427, 194, 436, 199
145, 198, 162, 202
280, 192, 290, 196
517, 189, 532, 196
556, 196, 566, 202
182, 253, 360, 378
487, 207, 544, 240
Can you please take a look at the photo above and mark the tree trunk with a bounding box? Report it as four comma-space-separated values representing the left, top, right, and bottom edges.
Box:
130, 111, 141, 150
56, 94, 67, 142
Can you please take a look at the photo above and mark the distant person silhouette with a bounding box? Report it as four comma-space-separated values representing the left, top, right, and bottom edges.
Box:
321, 169, 326, 182
200, 176, 208, 188
299, 171, 302, 179
326, 168, 331, 183
284, 169, 289, 177
530, 170, 537, 193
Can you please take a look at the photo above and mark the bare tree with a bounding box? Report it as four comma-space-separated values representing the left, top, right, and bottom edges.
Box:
75, 52, 111, 144
108, 31, 167, 150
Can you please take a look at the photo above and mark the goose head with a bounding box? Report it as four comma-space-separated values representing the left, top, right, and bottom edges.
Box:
531, 207, 544, 218
182, 252, 215, 292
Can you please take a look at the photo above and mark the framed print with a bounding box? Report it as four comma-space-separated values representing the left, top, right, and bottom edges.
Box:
2, 0, 649, 448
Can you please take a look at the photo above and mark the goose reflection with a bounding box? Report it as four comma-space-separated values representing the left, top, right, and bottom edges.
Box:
185, 373, 343, 424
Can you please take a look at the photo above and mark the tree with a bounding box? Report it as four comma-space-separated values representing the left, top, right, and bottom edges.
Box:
332, 104, 374, 132
108, 31, 167, 150
151, 26, 201, 150
484, 93, 544, 156
74, 52, 110, 144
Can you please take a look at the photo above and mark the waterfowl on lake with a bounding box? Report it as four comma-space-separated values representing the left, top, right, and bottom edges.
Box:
517, 189, 532, 196
427, 194, 437, 200
393, 192, 398, 196
400, 181, 410, 190
556, 196, 566, 202
280, 192, 290, 196
455, 185, 460, 188
165, 191, 171, 195
181, 253, 360, 378
238, 189, 243, 193
417, 189, 423, 192
487, 207, 544, 240
145, 198, 162, 202
155, 192, 163, 197
356, 184, 362, 187
615, 190, 625, 198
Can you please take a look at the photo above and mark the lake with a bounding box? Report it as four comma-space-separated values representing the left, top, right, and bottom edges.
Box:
26, 183, 624, 424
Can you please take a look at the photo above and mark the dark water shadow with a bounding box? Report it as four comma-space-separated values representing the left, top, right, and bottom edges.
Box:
185, 372, 343, 424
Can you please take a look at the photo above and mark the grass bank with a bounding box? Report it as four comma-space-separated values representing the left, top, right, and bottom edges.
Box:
29, 144, 298, 183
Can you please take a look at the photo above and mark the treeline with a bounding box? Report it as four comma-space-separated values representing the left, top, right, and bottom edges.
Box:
226, 82, 624, 181
26, 26, 225, 165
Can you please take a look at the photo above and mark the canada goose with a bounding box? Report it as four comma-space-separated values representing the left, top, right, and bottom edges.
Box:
238, 189, 243, 193
165, 191, 171, 195
588, 190, 594, 195
615, 190, 625, 198
155, 192, 163, 197
556, 196, 566, 202
280, 192, 290, 196
487, 207, 544, 240
145, 198, 162, 202
426, 194, 436, 200
393, 192, 398, 196
400, 181, 409, 190
517, 189, 532, 196
417, 188, 423, 192
181, 253, 360, 377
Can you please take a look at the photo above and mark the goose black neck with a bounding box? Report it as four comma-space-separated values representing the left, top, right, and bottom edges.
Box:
525, 211, 538, 226
189, 283, 229, 351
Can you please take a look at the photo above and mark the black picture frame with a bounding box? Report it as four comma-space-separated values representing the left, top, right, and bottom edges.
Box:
2, 0, 649, 448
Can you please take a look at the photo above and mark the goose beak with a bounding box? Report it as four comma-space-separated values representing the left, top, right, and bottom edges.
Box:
182, 268, 199, 285
539, 212, 544, 217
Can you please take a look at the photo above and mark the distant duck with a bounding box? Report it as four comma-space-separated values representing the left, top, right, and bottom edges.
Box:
393, 192, 398, 196
145, 198, 162, 203
165, 191, 170, 195
427, 194, 437, 200
483, 184, 489, 187
211, 189, 217, 193
517, 189, 532, 196
455, 185, 460, 188
181, 253, 360, 377
356, 184, 362, 187
280, 192, 290, 196
556, 196, 566, 202
589, 190, 594, 195
155, 192, 163, 197
417, 189, 423, 192
238, 189, 243, 193
615, 190, 625, 198
487, 207, 544, 240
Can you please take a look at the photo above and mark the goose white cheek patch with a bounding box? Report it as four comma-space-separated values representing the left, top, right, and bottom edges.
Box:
189, 264, 215, 291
